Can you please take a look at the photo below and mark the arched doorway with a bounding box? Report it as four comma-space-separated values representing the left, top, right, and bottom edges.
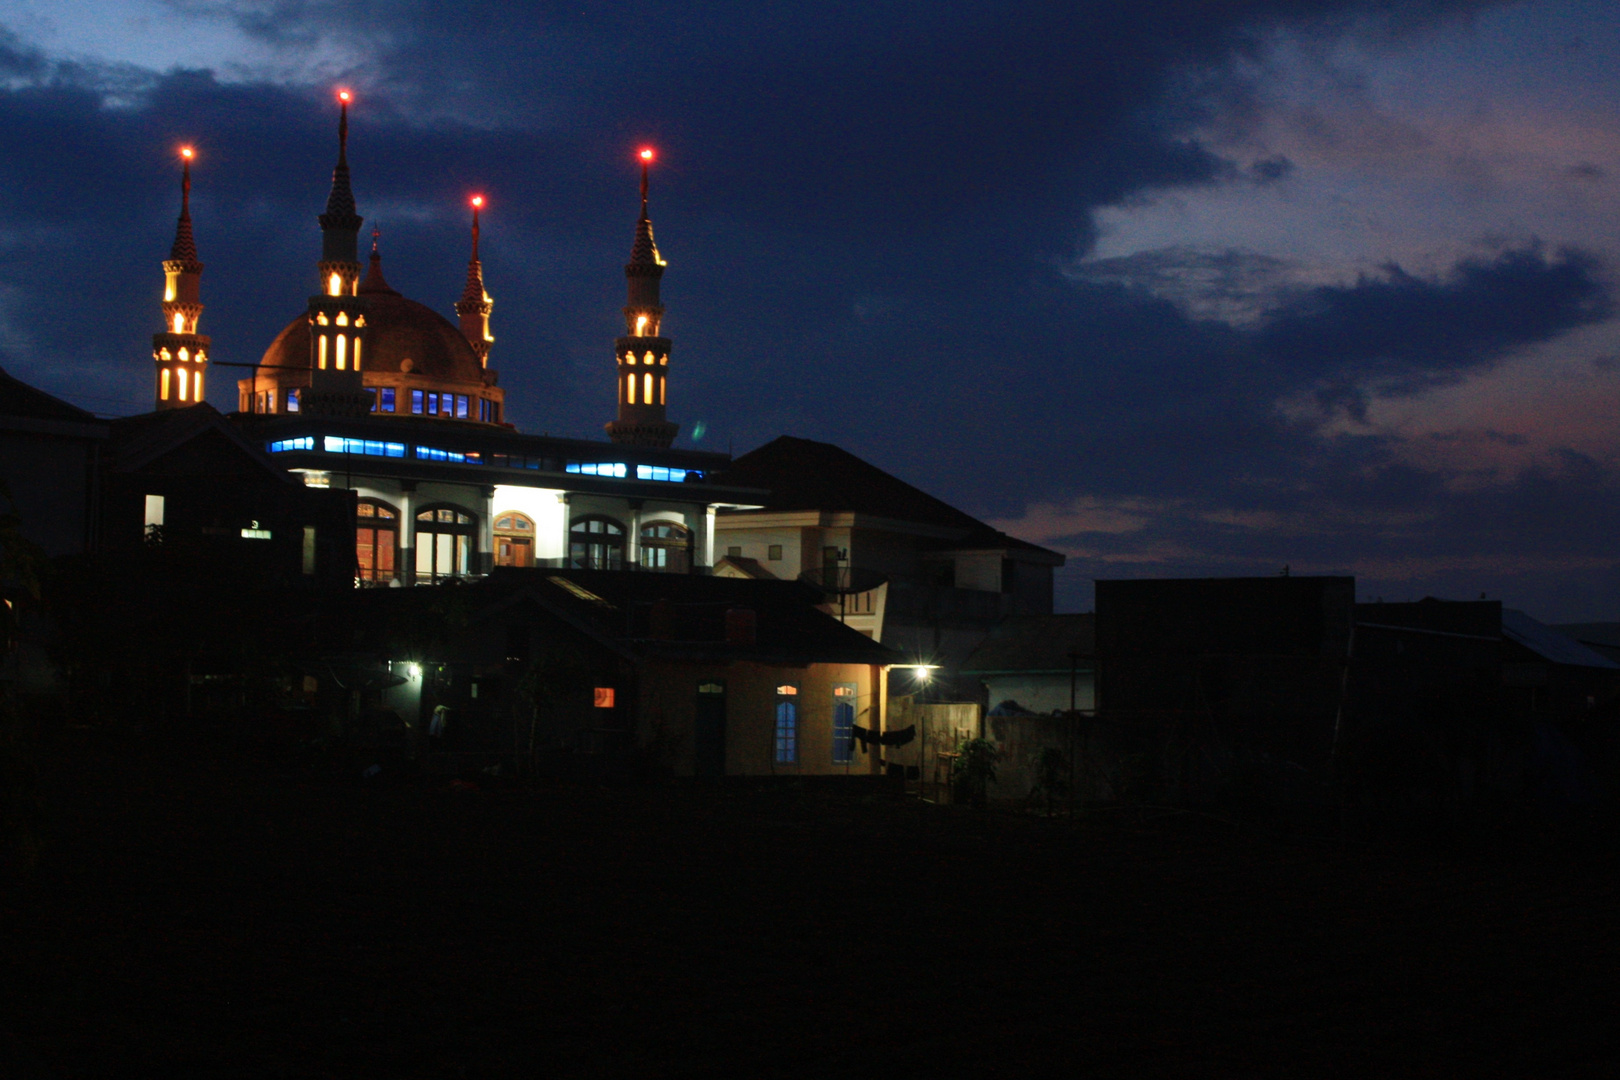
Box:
356, 499, 400, 585
569, 515, 625, 570
493, 511, 536, 568
639, 520, 692, 573
415, 505, 476, 583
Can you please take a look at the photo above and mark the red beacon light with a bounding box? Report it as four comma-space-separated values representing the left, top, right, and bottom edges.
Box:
471, 195, 484, 208
180, 146, 194, 160
639, 148, 654, 162
338, 89, 352, 103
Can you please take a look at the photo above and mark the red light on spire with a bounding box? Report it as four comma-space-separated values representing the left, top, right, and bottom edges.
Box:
338, 89, 352, 103
180, 146, 194, 160
471, 195, 484, 208
639, 148, 654, 162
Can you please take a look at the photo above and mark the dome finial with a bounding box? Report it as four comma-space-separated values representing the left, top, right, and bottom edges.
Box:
371, 224, 380, 259
638, 147, 653, 217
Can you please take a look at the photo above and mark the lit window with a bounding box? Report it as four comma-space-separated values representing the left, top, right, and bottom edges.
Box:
302, 526, 317, 575
635, 314, 648, 335
335, 334, 347, 370
336, 311, 349, 326
594, 688, 616, 708
428, 393, 439, 415
317, 336, 327, 370
160, 369, 170, 400
178, 348, 189, 363
644, 352, 655, 365
178, 368, 189, 401
144, 494, 165, 530
643, 372, 653, 405
172, 312, 184, 333
660, 354, 667, 366
356, 315, 366, 327
316, 312, 329, 326
832, 683, 857, 765
456, 395, 469, 419
412, 390, 424, 414
774, 695, 799, 764
627, 373, 636, 404
659, 376, 665, 405
626, 352, 637, 365
164, 274, 177, 302
328, 272, 342, 296
194, 370, 203, 398
287, 389, 300, 413
159, 348, 171, 361
352, 338, 361, 370
380, 388, 395, 412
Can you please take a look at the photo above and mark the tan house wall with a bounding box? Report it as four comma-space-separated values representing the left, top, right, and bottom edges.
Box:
636, 659, 885, 776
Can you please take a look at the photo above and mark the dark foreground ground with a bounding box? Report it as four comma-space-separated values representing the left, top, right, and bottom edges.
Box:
4, 729, 1619, 1079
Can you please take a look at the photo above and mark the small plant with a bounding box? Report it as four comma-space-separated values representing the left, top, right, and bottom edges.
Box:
951, 737, 1001, 808
1029, 746, 1069, 816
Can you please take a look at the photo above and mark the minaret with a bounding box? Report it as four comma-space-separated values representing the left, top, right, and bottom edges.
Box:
455, 196, 495, 367
317, 89, 363, 298
302, 90, 372, 417
606, 148, 678, 448
152, 147, 211, 410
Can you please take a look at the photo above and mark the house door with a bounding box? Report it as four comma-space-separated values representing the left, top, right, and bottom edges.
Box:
694, 681, 726, 777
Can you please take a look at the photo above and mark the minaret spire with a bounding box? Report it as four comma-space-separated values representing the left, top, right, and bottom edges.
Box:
456, 196, 494, 367
152, 146, 210, 411
607, 147, 677, 449
317, 89, 363, 298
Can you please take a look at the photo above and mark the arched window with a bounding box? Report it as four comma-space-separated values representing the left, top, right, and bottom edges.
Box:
494, 511, 535, 568
640, 520, 691, 573
415, 505, 476, 582
356, 499, 399, 585
570, 516, 624, 570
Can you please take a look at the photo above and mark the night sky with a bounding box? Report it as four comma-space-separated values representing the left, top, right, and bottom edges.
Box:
1, 1, 1618, 619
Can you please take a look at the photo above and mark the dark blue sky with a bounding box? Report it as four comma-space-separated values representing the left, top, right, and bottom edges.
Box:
2, 0, 1619, 618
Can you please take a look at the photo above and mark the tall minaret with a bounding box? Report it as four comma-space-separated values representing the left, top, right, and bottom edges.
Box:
455, 195, 494, 367
152, 147, 211, 410
606, 148, 678, 448
317, 89, 363, 298
303, 90, 372, 416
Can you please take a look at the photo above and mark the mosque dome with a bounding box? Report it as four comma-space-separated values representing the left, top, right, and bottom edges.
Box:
257, 294, 488, 387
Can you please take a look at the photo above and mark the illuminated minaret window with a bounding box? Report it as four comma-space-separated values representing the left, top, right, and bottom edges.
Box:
455, 196, 495, 368
606, 148, 679, 449
152, 147, 211, 410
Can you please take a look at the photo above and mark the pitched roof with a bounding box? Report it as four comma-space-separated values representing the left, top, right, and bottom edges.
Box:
962, 613, 1095, 674
1505, 610, 1620, 670
0, 365, 99, 424
490, 568, 900, 666
717, 436, 1061, 560
106, 403, 294, 480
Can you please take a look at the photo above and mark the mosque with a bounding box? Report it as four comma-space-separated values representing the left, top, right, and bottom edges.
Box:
148, 94, 764, 586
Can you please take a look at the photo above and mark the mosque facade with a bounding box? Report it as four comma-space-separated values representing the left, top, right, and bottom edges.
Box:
148, 97, 762, 586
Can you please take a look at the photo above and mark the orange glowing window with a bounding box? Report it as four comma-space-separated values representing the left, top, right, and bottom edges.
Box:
317, 335, 328, 370
178, 347, 189, 362
627, 373, 637, 404
643, 372, 653, 404
659, 376, 665, 405
172, 312, 184, 333
160, 368, 170, 400
776, 685, 798, 696
177, 367, 189, 402
328, 272, 343, 297
335, 333, 347, 370
352, 338, 361, 371
594, 687, 616, 708
194, 369, 203, 398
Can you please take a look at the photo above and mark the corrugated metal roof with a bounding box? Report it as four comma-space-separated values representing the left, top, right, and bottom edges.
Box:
1503, 609, 1620, 669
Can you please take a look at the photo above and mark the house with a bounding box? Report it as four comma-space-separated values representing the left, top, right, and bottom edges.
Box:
0, 365, 107, 558
311, 569, 904, 778
710, 436, 1064, 679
